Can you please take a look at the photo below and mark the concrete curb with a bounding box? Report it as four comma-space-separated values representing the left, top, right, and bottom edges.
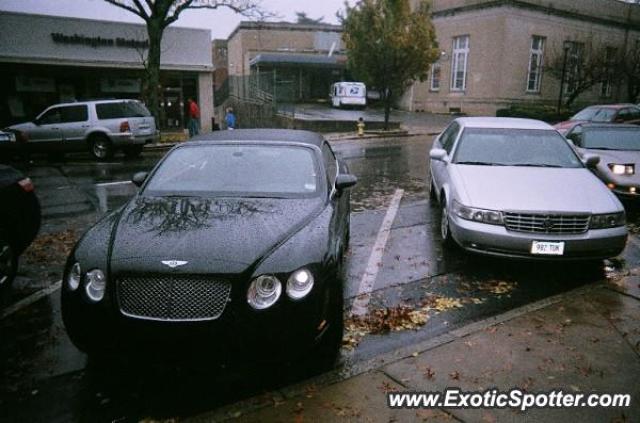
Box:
190, 282, 603, 422
143, 129, 442, 152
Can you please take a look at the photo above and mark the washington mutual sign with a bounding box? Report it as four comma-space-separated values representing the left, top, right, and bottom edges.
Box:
51, 33, 149, 49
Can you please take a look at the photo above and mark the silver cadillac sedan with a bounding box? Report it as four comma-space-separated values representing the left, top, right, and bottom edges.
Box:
428, 117, 627, 260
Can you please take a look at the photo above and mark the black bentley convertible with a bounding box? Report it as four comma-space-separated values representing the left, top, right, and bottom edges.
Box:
61, 129, 356, 362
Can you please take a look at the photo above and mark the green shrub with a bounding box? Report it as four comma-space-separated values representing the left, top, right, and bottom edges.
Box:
496, 104, 575, 123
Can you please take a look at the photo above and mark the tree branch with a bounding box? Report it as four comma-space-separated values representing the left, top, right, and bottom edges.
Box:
103, 0, 148, 20
131, 0, 150, 19
164, 0, 264, 27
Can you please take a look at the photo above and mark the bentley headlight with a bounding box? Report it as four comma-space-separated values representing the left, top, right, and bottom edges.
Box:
590, 212, 625, 229
67, 262, 81, 291
286, 268, 315, 300
452, 200, 503, 225
247, 275, 282, 309
85, 269, 106, 302
609, 164, 634, 175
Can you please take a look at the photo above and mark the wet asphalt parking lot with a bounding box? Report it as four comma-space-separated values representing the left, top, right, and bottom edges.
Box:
1, 134, 639, 422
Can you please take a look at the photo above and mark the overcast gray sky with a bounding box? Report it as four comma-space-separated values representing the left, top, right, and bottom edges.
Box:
0, 0, 353, 39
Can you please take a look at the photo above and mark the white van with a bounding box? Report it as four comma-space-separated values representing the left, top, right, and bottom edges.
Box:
330, 82, 367, 109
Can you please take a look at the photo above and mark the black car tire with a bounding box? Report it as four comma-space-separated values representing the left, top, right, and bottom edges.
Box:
62, 315, 106, 359
60, 291, 104, 357
313, 276, 344, 369
440, 197, 454, 247
428, 174, 436, 203
89, 134, 114, 161
0, 237, 17, 297
123, 145, 144, 159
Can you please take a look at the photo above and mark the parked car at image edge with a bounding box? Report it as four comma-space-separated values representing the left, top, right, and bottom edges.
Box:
428, 117, 627, 260
5, 99, 159, 161
0, 165, 41, 298
61, 129, 357, 363
565, 123, 640, 200
554, 104, 640, 134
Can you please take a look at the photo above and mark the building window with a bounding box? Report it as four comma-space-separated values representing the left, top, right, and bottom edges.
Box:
565, 41, 584, 95
526, 36, 545, 93
430, 63, 441, 91
451, 35, 469, 91
601, 46, 617, 97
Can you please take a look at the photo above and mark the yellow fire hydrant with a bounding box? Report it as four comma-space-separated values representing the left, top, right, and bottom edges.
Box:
357, 117, 365, 137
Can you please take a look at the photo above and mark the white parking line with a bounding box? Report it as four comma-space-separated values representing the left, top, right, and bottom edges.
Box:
95, 181, 132, 187
351, 189, 404, 316
1, 281, 62, 321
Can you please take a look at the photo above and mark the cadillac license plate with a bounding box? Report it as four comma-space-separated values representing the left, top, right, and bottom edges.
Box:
530, 241, 565, 256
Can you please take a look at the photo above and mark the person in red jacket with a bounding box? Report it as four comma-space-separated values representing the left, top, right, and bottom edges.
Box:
187, 97, 200, 137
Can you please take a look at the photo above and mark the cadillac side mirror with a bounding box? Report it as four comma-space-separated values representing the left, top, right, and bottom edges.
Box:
335, 174, 357, 190
131, 171, 148, 187
430, 148, 448, 162
583, 154, 600, 169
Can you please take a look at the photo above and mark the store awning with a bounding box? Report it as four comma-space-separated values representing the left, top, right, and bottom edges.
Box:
250, 53, 346, 68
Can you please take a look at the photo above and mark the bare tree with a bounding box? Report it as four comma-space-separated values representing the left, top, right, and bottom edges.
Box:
103, 0, 266, 121
295, 12, 324, 24
545, 39, 616, 108
620, 41, 640, 103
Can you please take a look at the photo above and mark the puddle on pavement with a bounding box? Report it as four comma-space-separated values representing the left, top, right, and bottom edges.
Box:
342, 140, 429, 212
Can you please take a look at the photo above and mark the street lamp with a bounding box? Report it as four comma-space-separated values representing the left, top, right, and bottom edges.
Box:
557, 41, 572, 114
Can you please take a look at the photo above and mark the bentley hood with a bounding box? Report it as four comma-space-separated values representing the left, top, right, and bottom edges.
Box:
110, 195, 324, 274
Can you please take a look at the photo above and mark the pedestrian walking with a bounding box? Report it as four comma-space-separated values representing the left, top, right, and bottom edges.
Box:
187, 97, 200, 137
225, 107, 236, 130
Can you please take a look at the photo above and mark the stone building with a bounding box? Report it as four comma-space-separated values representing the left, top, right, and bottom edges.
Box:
404, 0, 640, 115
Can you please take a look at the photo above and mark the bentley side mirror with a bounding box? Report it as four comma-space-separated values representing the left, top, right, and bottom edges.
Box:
583, 154, 600, 169
335, 174, 358, 190
131, 171, 148, 187
430, 148, 449, 162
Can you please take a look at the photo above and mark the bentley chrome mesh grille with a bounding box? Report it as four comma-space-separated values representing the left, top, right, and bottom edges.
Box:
117, 275, 231, 322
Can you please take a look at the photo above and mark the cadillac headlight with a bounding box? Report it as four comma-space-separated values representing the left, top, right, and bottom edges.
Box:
452, 200, 503, 225
609, 164, 634, 175
247, 275, 282, 309
67, 262, 81, 291
286, 268, 314, 300
590, 212, 625, 229
85, 269, 106, 302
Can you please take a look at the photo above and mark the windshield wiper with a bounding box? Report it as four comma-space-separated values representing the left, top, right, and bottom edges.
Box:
455, 161, 506, 166
510, 163, 564, 168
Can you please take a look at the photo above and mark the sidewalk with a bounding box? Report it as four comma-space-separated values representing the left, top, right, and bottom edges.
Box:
188, 278, 640, 422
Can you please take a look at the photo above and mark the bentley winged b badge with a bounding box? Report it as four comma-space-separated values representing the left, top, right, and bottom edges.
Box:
161, 260, 188, 268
